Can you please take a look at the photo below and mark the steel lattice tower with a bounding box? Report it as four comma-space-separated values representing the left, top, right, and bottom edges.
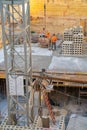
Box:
1, 0, 32, 126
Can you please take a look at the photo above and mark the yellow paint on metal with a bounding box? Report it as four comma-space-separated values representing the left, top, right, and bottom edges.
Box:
0, 71, 5, 79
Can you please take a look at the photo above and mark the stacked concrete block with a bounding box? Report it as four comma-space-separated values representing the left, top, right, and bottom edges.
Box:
73, 33, 83, 43
0, 117, 32, 130
82, 42, 87, 55
73, 43, 82, 55
62, 26, 84, 56
0, 123, 31, 130
62, 41, 73, 55
73, 26, 83, 34
63, 28, 73, 55
58, 116, 65, 130
73, 33, 83, 55
64, 29, 73, 41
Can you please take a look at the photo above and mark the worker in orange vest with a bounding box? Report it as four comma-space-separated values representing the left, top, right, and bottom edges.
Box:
45, 31, 50, 39
45, 31, 51, 49
51, 34, 57, 50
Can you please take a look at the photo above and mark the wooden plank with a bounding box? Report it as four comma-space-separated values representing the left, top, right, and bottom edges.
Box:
80, 91, 87, 94
0, 71, 5, 79
32, 74, 87, 84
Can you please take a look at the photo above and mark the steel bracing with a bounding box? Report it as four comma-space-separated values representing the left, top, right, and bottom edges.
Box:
1, 0, 32, 126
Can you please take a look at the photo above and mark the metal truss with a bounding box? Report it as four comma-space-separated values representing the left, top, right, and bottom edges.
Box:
1, 0, 32, 126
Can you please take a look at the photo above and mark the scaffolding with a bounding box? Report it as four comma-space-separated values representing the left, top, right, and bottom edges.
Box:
1, 0, 32, 126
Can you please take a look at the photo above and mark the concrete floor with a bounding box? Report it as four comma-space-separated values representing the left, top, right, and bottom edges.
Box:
32, 43, 87, 73
0, 42, 87, 117
66, 116, 87, 130
0, 42, 87, 73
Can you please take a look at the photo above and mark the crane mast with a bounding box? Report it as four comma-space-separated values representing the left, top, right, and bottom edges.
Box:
1, 0, 32, 126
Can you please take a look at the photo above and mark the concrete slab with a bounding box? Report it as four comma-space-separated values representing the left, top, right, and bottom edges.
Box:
0, 43, 87, 73
48, 56, 87, 72
66, 116, 87, 130
32, 47, 53, 56
32, 55, 52, 70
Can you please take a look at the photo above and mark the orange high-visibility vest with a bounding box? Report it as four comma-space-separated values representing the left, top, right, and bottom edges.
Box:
45, 32, 50, 38
51, 36, 57, 43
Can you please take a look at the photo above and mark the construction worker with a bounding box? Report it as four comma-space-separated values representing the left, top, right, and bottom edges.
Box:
45, 31, 51, 49
45, 31, 50, 39
51, 33, 57, 50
